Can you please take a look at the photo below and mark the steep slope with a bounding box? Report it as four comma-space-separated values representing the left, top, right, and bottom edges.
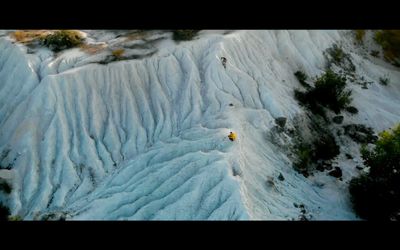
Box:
1, 30, 400, 220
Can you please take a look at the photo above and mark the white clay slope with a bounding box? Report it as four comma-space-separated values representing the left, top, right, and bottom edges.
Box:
0, 30, 400, 220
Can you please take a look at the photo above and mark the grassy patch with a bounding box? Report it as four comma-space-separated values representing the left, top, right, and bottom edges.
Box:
10, 30, 51, 43
111, 48, 125, 58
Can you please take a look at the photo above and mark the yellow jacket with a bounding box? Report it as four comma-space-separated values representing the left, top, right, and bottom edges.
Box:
228, 132, 237, 141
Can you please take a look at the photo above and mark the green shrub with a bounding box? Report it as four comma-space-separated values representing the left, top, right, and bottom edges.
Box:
41, 30, 84, 52
292, 117, 340, 175
327, 44, 346, 63
172, 30, 199, 41
8, 215, 22, 221
349, 124, 400, 220
325, 44, 356, 72
294, 143, 312, 172
313, 70, 352, 113
295, 69, 352, 115
294, 70, 310, 88
355, 30, 366, 43
374, 30, 400, 66
313, 132, 340, 160
379, 76, 390, 85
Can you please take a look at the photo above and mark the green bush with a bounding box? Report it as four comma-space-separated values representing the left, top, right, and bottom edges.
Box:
313, 132, 340, 160
172, 30, 199, 41
294, 143, 312, 172
41, 30, 84, 52
295, 70, 352, 116
327, 44, 346, 64
374, 30, 400, 66
379, 76, 390, 86
293, 117, 340, 176
294, 70, 310, 88
325, 44, 356, 72
354, 30, 366, 43
349, 124, 400, 220
8, 215, 22, 221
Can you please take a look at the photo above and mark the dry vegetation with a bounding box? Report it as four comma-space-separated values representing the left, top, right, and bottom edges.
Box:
112, 48, 125, 58
11, 30, 52, 43
124, 31, 147, 41
10, 30, 85, 52
79, 43, 107, 55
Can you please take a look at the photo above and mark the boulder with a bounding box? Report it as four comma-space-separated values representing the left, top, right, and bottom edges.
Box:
316, 164, 325, 172
345, 106, 358, 114
345, 153, 353, 159
328, 167, 343, 178
332, 115, 344, 124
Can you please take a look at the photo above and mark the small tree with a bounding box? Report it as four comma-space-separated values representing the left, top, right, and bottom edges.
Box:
349, 124, 400, 220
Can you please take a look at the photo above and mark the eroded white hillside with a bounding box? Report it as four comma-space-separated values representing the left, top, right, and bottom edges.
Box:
1, 30, 400, 220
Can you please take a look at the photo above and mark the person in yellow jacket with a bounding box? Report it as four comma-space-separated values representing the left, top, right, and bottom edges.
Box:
228, 131, 236, 141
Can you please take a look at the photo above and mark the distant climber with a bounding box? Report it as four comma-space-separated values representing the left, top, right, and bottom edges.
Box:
221, 57, 227, 69
228, 131, 236, 141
